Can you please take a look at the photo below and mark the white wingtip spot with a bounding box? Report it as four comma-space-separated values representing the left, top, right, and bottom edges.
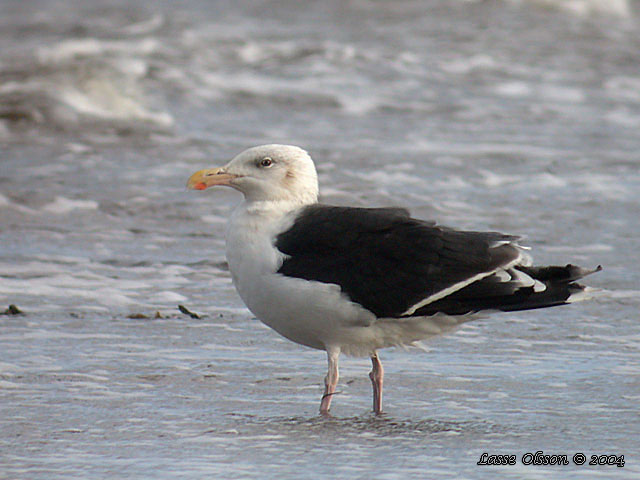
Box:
495, 269, 511, 281
533, 279, 547, 292
510, 268, 535, 288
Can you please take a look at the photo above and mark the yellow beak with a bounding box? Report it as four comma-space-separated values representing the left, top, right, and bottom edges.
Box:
187, 167, 239, 190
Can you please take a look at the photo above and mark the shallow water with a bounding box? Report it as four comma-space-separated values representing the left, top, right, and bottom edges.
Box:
1, 0, 639, 478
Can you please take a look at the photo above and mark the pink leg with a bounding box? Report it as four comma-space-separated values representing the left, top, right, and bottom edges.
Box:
369, 352, 384, 414
319, 348, 340, 415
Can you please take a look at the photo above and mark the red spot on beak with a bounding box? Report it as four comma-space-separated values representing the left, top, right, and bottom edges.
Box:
193, 182, 207, 190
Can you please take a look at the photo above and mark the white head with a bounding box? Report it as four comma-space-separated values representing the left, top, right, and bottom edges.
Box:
187, 144, 319, 206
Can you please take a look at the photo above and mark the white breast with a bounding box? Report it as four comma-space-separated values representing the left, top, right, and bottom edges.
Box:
225, 201, 375, 351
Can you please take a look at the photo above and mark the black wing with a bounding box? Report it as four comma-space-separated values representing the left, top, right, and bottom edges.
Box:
416, 264, 602, 315
275, 205, 523, 318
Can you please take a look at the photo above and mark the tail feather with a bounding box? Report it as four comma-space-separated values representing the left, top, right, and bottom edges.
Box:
414, 264, 602, 316
516, 264, 602, 284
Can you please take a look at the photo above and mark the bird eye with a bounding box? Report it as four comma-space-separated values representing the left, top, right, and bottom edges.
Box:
259, 157, 273, 168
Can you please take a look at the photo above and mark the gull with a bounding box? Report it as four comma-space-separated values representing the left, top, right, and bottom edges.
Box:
187, 144, 600, 414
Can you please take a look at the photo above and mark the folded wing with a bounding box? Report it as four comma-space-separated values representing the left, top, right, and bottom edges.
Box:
275, 205, 568, 318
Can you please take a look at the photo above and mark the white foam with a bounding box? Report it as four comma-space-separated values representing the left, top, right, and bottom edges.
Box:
65, 142, 93, 154
605, 108, 640, 128
1, 73, 173, 128
0, 266, 157, 309
494, 82, 584, 103
478, 170, 521, 188
532, 172, 568, 188
25, 37, 175, 127
494, 81, 532, 98
158, 265, 193, 276
58, 83, 173, 127
440, 54, 496, 75
110, 58, 149, 79
42, 196, 99, 214
605, 76, 640, 103
148, 291, 188, 303
509, 0, 630, 16
37, 38, 159, 64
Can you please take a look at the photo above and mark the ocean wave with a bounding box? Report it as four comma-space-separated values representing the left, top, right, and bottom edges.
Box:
0, 36, 173, 135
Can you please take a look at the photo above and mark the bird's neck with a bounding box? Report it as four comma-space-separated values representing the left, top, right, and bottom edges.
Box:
241, 198, 314, 216
226, 199, 305, 305
228, 199, 307, 245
